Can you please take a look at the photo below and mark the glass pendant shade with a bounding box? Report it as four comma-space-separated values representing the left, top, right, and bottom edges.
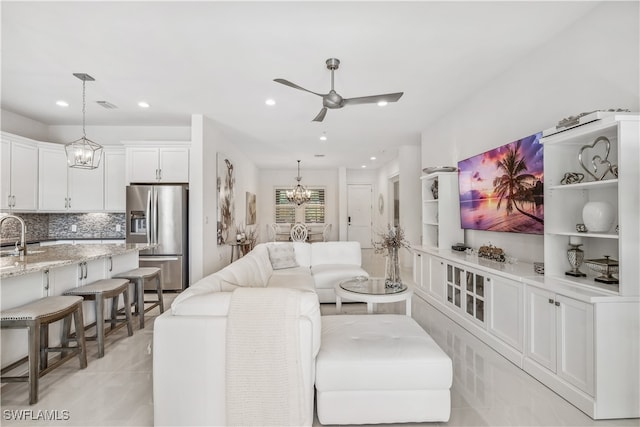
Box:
64, 73, 103, 169
286, 160, 312, 206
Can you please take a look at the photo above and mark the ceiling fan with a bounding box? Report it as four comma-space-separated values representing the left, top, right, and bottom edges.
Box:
274, 58, 404, 122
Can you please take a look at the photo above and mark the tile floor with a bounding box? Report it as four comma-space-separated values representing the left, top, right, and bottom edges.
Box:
1, 250, 638, 426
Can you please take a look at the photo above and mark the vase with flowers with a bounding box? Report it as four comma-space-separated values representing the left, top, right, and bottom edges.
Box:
372, 225, 411, 289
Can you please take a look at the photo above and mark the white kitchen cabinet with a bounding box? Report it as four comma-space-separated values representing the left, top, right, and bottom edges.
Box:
1, 136, 38, 211
39, 144, 69, 211
429, 256, 446, 302
39, 143, 104, 212
525, 286, 594, 395
124, 143, 190, 184
104, 149, 126, 211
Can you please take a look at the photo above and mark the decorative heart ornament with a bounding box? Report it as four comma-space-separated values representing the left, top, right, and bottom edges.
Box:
579, 136, 613, 181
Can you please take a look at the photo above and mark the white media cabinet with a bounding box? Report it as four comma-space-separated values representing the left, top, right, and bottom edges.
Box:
415, 114, 639, 420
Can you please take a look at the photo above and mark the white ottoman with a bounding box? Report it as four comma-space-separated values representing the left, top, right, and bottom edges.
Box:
315, 315, 453, 425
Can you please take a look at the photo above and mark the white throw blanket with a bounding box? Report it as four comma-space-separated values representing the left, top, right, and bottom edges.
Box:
226, 287, 305, 426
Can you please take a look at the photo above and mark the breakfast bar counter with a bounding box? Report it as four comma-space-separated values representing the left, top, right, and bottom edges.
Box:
1, 243, 153, 367
0, 243, 152, 279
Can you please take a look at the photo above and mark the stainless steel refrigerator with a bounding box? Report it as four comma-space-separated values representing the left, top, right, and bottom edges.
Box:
126, 184, 188, 291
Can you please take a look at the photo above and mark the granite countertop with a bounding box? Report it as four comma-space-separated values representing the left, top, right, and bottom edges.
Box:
0, 243, 153, 279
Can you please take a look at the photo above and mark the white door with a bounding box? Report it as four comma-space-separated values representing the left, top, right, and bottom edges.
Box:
347, 184, 372, 248
1, 139, 11, 210
104, 150, 126, 211
127, 147, 159, 183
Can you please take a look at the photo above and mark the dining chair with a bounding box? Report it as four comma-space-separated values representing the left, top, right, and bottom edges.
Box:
322, 223, 332, 241
290, 223, 308, 242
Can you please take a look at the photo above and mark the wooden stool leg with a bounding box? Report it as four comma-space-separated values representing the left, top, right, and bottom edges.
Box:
156, 272, 165, 313
136, 278, 145, 329
95, 296, 106, 358
39, 323, 48, 371
123, 288, 133, 337
110, 296, 118, 331
61, 313, 71, 359
73, 305, 88, 369
28, 321, 40, 405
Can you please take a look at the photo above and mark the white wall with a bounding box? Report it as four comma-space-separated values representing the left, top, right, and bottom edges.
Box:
1, 109, 50, 141
421, 1, 639, 263
190, 115, 259, 283
47, 125, 190, 145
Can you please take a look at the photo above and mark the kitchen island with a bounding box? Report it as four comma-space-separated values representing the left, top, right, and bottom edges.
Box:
1, 243, 153, 368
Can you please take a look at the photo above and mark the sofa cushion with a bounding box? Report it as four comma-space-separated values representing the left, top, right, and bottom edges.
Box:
267, 272, 316, 292
311, 241, 362, 266
267, 243, 299, 270
311, 264, 369, 290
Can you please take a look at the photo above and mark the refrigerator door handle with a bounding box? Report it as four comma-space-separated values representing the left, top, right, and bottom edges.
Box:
154, 189, 159, 244
146, 190, 152, 243
141, 256, 179, 261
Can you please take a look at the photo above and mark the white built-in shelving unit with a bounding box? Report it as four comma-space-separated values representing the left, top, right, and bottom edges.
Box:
542, 114, 639, 296
420, 172, 463, 249
413, 114, 639, 420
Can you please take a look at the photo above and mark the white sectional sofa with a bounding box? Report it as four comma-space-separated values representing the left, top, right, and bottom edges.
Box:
153, 241, 368, 426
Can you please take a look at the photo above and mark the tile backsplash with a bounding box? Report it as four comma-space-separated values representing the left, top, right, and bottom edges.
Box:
0, 212, 126, 244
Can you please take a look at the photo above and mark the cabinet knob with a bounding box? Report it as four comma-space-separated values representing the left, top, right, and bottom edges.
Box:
555, 301, 560, 307
548, 298, 554, 304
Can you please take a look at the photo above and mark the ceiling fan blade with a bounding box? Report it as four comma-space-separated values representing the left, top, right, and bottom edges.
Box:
273, 78, 325, 97
312, 107, 328, 122
342, 92, 404, 106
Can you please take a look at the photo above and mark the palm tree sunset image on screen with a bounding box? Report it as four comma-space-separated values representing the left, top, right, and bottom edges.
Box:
458, 132, 544, 234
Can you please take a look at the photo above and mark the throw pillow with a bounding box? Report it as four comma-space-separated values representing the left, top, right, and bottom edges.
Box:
268, 244, 299, 270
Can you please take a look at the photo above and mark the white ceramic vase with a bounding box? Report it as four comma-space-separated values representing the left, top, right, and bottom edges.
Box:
582, 201, 615, 233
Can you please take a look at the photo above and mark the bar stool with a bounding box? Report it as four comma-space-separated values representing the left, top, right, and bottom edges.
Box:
113, 267, 164, 329
64, 279, 133, 358
1, 296, 88, 404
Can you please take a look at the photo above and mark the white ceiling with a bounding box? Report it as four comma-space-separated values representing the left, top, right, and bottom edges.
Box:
1, 1, 599, 169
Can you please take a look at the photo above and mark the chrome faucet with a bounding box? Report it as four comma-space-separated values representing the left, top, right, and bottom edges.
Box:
0, 214, 27, 256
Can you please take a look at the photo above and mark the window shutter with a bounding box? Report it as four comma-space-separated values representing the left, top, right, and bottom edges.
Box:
274, 189, 295, 223
304, 189, 325, 223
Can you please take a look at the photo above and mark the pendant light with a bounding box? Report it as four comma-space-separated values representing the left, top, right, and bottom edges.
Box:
286, 160, 312, 206
64, 73, 103, 169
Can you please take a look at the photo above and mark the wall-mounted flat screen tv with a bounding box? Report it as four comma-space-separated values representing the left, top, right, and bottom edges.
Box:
457, 132, 544, 235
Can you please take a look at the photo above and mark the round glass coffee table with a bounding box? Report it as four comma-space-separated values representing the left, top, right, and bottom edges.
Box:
335, 276, 413, 316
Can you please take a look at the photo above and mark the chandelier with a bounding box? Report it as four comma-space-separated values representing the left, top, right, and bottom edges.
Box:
286, 160, 312, 206
64, 73, 103, 169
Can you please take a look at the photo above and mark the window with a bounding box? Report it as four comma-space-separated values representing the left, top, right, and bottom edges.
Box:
304, 188, 325, 223
274, 188, 325, 224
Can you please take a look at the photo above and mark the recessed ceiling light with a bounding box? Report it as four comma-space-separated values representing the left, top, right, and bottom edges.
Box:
361, 165, 367, 168
319, 135, 327, 141
138, 101, 150, 108
377, 100, 388, 107
314, 154, 325, 158
265, 99, 276, 106
56, 100, 69, 107
370, 156, 376, 160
